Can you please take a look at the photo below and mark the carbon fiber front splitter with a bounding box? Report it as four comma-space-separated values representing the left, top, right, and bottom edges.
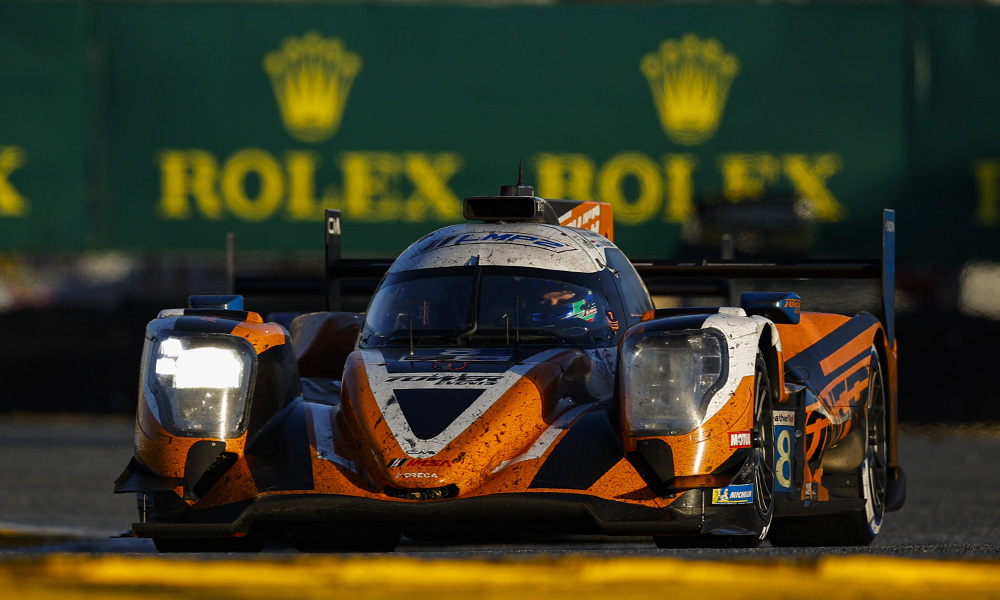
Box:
131, 490, 741, 539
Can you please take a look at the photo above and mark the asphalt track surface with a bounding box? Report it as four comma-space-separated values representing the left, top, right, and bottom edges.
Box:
1, 416, 998, 598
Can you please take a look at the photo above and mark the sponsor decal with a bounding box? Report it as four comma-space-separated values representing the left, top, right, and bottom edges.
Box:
729, 431, 751, 449
773, 410, 795, 426
433, 361, 468, 371
712, 483, 754, 505
388, 458, 453, 468
420, 232, 575, 253
390, 457, 450, 480
365, 347, 563, 458
384, 373, 502, 386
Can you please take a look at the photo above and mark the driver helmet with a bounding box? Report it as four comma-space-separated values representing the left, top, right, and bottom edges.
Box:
530, 283, 598, 324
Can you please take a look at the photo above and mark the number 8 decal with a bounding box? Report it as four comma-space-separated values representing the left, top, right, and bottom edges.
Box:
776, 429, 792, 490
773, 410, 795, 492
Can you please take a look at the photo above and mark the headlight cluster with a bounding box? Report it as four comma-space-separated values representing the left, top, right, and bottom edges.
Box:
621, 329, 727, 435
144, 334, 255, 438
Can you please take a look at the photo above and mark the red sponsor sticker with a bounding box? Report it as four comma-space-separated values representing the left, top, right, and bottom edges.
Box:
433, 361, 468, 371
388, 458, 452, 468
729, 431, 752, 448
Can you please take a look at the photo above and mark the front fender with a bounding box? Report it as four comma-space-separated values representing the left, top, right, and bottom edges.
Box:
618, 307, 766, 482
127, 308, 300, 501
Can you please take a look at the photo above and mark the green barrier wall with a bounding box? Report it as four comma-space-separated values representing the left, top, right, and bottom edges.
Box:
0, 1, 997, 261
0, 2, 91, 249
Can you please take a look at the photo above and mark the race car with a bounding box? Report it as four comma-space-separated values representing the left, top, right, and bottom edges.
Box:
115, 177, 905, 551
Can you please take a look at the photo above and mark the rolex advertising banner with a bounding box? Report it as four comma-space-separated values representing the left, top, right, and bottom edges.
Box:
0, 2, 91, 250
907, 6, 1000, 262
1, 2, 999, 263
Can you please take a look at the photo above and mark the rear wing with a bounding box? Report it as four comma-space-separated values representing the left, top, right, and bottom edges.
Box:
631, 209, 896, 345
230, 206, 895, 346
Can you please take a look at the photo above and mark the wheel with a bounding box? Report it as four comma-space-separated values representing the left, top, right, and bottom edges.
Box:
848, 346, 889, 542
769, 347, 888, 546
727, 352, 776, 547
655, 353, 775, 549
751, 353, 777, 530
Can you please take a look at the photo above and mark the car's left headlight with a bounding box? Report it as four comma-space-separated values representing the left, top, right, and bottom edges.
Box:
144, 334, 255, 438
620, 329, 728, 436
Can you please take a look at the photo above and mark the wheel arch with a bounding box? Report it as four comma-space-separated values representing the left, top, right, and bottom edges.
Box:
753, 317, 783, 404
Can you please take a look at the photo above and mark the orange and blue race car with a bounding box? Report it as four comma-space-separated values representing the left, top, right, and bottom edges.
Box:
115, 177, 905, 551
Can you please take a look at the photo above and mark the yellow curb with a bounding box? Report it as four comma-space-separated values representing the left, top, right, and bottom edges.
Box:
0, 555, 998, 600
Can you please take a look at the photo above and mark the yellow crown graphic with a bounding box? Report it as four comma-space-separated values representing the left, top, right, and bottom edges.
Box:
641, 34, 739, 146
264, 32, 362, 143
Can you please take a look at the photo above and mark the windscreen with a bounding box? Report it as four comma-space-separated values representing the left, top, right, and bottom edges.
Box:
359, 267, 620, 348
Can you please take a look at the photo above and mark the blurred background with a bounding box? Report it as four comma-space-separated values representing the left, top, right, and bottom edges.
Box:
1, 0, 998, 423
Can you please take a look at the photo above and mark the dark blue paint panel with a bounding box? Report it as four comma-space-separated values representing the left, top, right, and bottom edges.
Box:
785, 314, 878, 394
394, 388, 482, 440
247, 400, 314, 492
529, 408, 623, 491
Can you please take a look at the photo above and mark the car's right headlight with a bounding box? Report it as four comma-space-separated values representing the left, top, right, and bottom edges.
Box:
621, 329, 728, 436
143, 333, 255, 439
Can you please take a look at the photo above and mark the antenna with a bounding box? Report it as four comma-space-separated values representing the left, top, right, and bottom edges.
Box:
503, 313, 510, 349
499, 160, 535, 197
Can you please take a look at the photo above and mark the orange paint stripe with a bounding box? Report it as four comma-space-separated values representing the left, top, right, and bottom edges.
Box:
818, 323, 879, 376
231, 320, 287, 354
556, 201, 614, 240
774, 313, 849, 361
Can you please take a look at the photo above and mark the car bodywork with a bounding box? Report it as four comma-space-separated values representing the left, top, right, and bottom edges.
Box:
116, 180, 905, 550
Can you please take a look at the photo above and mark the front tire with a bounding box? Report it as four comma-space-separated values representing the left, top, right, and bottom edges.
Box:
655, 353, 775, 549
769, 346, 888, 546
728, 353, 776, 547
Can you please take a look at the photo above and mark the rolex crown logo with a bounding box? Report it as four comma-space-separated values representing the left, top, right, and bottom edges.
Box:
641, 34, 739, 146
264, 32, 362, 143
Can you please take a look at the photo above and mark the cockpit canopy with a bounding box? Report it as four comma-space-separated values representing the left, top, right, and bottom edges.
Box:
359, 266, 622, 348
